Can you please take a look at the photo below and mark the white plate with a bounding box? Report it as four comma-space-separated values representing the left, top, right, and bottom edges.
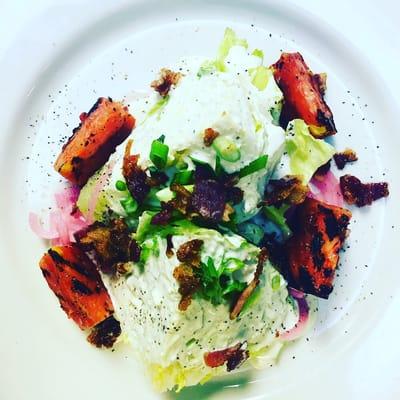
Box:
0, 1, 399, 399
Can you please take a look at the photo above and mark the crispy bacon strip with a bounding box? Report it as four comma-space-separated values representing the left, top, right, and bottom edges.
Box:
191, 179, 227, 221
39, 245, 114, 329
263, 175, 308, 206
173, 264, 201, 311
285, 198, 351, 298
151, 68, 182, 97
122, 140, 150, 203
173, 239, 204, 311
54, 97, 135, 185
204, 342, 249, 371
334, 149, 358, 170
340, 174, 389, 207
176, 239, 203, 267
75, 218, 139, 275
230, 248, 268, 320
272, 53, 336, 138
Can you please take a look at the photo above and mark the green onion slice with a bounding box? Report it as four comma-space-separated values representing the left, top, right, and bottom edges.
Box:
150, 138, 169, 169
120, 197, 138, 215
212, 136, 241, 162
115, 180, 127, 191
173, 170, 194, 185
271, 275, 281, 291
238, 155, 268, 178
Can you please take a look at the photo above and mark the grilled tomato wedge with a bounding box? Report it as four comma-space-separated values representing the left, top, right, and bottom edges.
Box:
54, 97, 135, 186
272, 52, 336, 138
39, 244, 114, 329
285, 198, 351, 298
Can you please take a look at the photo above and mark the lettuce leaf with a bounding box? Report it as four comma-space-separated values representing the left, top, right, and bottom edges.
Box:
215, 27, 248, 72
285, 119, 335, 183
77, 168, 126, 221
249, 66, 270, 91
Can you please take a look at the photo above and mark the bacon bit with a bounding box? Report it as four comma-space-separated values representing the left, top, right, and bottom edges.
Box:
115, 262, 133, 276
166, 234, 174, 258
194, 163, 217, 181
129, 239, 141, 262
340, 174, 389, 207
151, 203, 174, 225
313, 160, 331, 178
191, 179, 227, 221
285, 198, 351, 298
39, 245, 114, 329
230, 248, 268, 320
75, 218, 135, 274
151, 184, 193, 225
87, 315, 121, 348
170, 183, 193, 215
176, 239, 204, 267
173, 264, 201, 311
174, 239, 204, 310
203, 128, 220, 147
151, 68, 182, 97
204, 342, 249, 371
263, 175, 308, 206
272, 53, 336, 138
122, 140, 150, 203
226, 186, 244, 205
147, 170, 169, 187
222, 203, 234, 222
54, 97, 135, 186
333, 149, 358, 170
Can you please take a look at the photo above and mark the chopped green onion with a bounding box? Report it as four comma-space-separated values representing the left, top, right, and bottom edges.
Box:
222, 258, 245, 273
271, 275, 281, 291
263, 204, 292, 239
120, 197, 138, 215
173, 170, 194, 185
215, 155, 223, 176
125, 215, 139, 231
176, 159, 188, 170
212, 136, 241, 162
115, 180, 127, 191
185, 338, 196, 347
238, 155, 268, 178
150, 138, 169, 169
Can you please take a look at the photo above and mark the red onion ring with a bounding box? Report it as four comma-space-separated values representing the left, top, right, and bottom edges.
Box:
280, 287, 310, 341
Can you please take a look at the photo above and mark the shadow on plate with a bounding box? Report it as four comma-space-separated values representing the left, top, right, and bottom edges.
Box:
165, 371, 253, 400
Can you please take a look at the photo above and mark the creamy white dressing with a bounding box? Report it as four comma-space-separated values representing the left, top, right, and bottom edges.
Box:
78, 47, 285, 218
104, 228, 297, 391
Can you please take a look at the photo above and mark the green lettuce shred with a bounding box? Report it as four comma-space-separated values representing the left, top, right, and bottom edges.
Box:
249, 66, 270, 91
215, 27, 248, 72
285, 119, 335, 183
251, 48, 264, 61
148, 95, 170, 116
263, 204, 292, 239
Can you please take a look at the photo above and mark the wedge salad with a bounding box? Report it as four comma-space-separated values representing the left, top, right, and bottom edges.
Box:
31, 28, 389, 392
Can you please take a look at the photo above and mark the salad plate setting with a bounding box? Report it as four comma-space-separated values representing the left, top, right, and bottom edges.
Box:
0, 1, 398, 399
